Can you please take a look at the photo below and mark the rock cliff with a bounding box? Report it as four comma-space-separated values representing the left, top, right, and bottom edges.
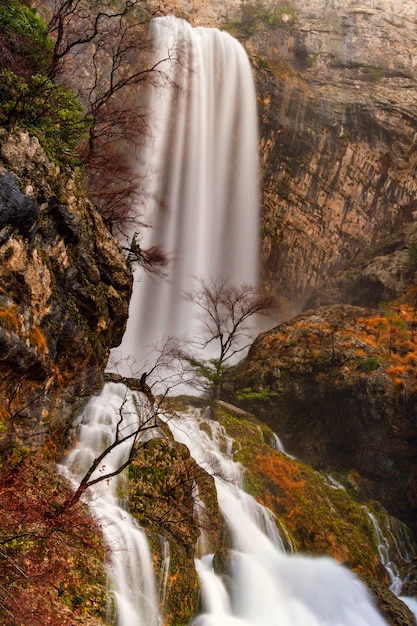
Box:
0, 130, 132, 458
0, 129, 132, 623
249, 0, 417, 315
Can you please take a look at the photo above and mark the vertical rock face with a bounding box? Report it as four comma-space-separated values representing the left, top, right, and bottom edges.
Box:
0, 130, 132, 456
250, 0, 417, 315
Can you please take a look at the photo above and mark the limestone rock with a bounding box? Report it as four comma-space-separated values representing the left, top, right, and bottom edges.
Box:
0, 131, 132, 456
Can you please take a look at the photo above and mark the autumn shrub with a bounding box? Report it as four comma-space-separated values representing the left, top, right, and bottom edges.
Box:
0, 453, 108, 625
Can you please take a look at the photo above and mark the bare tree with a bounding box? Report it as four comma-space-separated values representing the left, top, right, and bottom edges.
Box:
181, 278, 274, 399
42, 0, 182, 275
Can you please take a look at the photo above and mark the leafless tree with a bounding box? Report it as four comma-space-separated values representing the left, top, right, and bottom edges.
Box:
44, 0, 182, 268
181, 278, 274, 399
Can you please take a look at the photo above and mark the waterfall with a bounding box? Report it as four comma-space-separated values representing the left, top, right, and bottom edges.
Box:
165, 409, 389, 626
365, 508, 417, 620
61, 383, 161, 626
111, 15, 259, 374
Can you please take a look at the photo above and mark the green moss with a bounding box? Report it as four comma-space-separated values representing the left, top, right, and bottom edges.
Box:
359, 356, 380, 372
213, 404, 384, 580
225, 0, 296, 37
129, 437, 218, 624
236, 386, 278, 401
362, 65, 383, 82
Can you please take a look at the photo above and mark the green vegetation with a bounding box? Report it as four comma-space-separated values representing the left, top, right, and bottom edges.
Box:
226, 1, 296, 37
361, 65, 383, 82
0, 0, 89, 164
407, 242, 417, 267
236, 386, 278, 401
213, 404, 384, 580
359, 356, 380, 372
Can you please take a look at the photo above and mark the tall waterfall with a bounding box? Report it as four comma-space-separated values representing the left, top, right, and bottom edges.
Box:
112, 15, 259, 373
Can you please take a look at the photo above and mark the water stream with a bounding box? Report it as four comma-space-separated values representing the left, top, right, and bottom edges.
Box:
166, 410, 389, 626
63, 395, 392, 625
61, 384, 161, 626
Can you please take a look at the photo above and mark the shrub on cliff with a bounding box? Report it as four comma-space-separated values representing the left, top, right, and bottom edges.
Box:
0, 0, 89, 164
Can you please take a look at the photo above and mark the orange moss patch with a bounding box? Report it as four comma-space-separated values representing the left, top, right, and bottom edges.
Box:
254, 453, 305, 514
0, 304, 22, 332
27, 326, 48, 357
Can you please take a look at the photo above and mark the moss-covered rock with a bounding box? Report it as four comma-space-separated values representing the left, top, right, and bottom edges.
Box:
227, 304, 417, 539
212, 402, 416, 625
128, 436, 224, 625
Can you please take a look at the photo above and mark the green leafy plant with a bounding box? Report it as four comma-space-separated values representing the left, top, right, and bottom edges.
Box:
236, 386, 278, 401
359, 356, 380, 372
0, 0, 89, 164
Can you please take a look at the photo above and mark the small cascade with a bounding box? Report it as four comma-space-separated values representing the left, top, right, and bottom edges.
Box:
112, 15, 260, 373
165, 409, 389, 626
61, 383, 161, 626
365, 508, 417, 619
159, 539, 171, 616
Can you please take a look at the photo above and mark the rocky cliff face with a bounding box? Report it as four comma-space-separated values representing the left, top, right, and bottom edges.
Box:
0, 130, 132, 458
250, 0, 417, 315
0, 129, 132, 623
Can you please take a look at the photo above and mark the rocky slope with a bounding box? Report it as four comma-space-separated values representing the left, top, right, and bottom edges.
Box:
228, 304, 417, 540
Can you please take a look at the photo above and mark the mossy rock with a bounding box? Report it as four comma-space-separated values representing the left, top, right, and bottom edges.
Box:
213, 404, 385, 580
128, 437, 224, 625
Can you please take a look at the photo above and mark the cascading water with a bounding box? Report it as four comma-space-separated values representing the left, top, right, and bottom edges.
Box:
61, 383, 161, 626
165, 409, 389, 626
111, 15, 259, 373
366, 508, 417, 620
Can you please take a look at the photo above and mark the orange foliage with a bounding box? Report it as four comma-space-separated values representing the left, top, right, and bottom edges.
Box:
27, 326, 48, 357
0, 304, 21, 332
254, 453, 306, 515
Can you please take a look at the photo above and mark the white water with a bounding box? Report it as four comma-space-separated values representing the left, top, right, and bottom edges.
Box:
165, 409, 389, 626
61, 383, 161, 626
111, 15, 259, 374
366, 508, 417, 620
